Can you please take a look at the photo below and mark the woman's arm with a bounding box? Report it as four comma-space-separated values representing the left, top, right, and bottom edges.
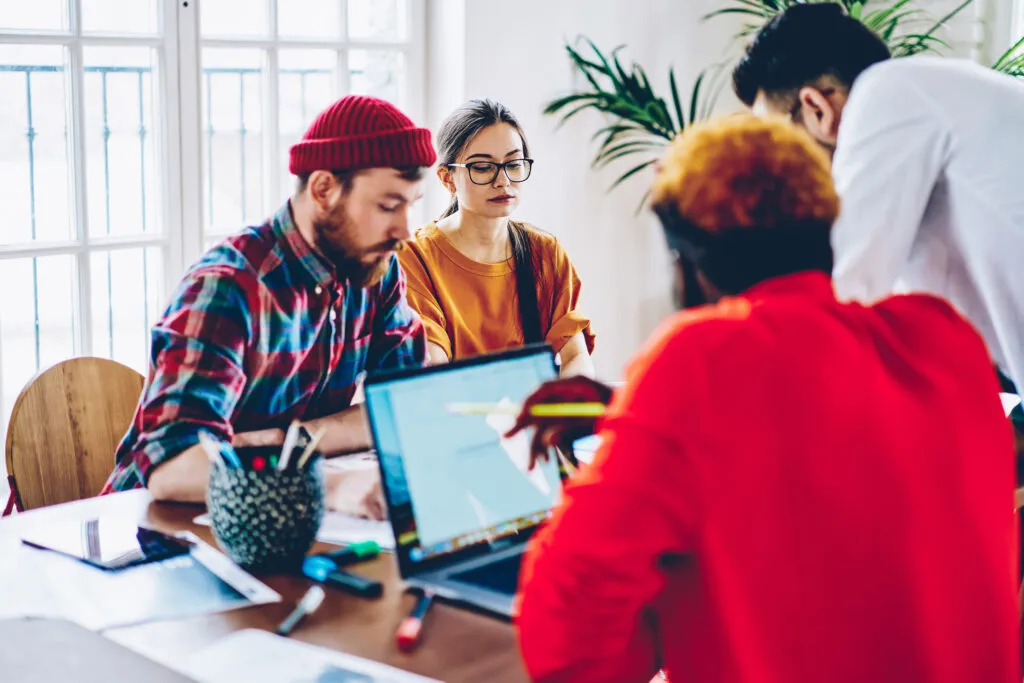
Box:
559, 332, 594, 377
426, 341, 449, 365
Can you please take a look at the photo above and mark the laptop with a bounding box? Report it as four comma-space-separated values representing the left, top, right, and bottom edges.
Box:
364, 344, 564, 619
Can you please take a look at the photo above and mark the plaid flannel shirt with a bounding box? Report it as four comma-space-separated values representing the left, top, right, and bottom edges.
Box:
102, 202, 426, 493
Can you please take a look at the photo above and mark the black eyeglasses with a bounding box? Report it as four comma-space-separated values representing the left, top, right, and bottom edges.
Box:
447, 158, 534, 185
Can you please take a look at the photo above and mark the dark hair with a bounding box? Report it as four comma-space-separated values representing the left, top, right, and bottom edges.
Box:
435, 99, 543, 344
295, 165, 427, 193
655, 205, 834, 304
732, 3, 890, 107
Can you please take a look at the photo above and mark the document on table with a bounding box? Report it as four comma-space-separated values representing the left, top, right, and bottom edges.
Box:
193, 511, 395, 551
181, 628, 442, 683
16, 533, 280, 631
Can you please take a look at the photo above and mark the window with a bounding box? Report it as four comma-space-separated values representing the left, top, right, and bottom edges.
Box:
0, 0, 171, 444
0, 0, 424, 476
195, 0, 422, 240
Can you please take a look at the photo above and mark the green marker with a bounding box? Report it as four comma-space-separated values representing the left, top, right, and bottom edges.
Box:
319, 540, 381, 566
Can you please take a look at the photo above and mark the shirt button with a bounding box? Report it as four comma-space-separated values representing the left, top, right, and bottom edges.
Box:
314, 285, 323, 295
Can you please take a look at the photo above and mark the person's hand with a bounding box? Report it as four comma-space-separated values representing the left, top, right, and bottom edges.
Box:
324, 468, 386, 520
505, 376, 614, 470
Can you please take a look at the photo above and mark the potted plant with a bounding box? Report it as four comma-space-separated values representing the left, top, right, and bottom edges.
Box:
544, 38, 725, 209
704, 0, 976, 57
994, 35, 1024, 77
546, 1, 1019, 209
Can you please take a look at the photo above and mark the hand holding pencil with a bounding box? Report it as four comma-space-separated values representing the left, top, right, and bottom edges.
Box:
502, 376, 614, 471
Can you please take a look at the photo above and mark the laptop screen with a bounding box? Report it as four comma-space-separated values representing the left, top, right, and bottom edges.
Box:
365, 347, 562, 573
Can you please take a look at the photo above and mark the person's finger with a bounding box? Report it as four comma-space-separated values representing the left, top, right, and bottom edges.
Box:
366, 492, 386, 521
528, 428, 561, 471
372, 481, 387, 520
541, 427, 562, 448
505, 416, 529, 439
528, 428, 551, 471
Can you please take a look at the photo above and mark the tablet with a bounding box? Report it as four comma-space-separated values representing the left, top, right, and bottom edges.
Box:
21, 517, 193, 571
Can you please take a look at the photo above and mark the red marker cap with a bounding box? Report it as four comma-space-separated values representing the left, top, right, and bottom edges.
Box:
396, 590, 434, 652
396, 616, 423, 651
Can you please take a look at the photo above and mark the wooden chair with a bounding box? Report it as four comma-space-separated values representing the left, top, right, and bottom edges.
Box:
4, 357, 144, 513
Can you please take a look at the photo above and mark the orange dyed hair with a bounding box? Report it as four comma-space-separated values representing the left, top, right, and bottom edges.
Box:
650, 114, 839, 233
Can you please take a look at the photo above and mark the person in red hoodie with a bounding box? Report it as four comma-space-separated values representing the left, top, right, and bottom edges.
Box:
509, 114, 1019, 683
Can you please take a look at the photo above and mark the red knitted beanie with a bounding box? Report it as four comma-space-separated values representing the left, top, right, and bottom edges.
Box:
289, 95, 436, 175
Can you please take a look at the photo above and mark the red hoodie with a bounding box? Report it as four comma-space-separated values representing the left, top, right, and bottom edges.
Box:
516, 272, 1018, 683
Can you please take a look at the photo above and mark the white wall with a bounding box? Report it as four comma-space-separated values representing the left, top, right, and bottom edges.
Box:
424, 0, 988, 380
424, 0, 741, 379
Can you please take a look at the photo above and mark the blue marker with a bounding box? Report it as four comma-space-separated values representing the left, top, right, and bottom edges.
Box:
302, 556, 383, 598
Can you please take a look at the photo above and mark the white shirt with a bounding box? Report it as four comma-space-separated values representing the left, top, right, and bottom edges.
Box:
832, 56, 1024, 389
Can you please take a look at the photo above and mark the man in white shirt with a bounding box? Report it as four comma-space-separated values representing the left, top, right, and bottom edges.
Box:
733, 3, 1024, 394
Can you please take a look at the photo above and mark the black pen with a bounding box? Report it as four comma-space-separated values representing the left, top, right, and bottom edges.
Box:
302, 556, 383, 598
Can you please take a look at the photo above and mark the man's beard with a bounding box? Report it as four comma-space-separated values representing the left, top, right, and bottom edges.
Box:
313, 203, 400, 288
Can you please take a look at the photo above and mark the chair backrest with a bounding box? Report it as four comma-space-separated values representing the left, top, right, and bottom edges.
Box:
5, 357, 144, 510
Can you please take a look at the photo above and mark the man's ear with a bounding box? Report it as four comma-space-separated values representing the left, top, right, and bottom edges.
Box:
307, 170, 338, 211
796, 86, 840, 146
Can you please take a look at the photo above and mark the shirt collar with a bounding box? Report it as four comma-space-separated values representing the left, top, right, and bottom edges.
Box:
272, 201, 336, 290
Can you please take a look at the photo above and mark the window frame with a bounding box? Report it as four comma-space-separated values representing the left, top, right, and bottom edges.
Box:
0, 2, 182, 361
179, 0, 426, 256
0, 0, 425, 446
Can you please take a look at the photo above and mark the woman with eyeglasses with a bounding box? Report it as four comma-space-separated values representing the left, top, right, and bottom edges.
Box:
398, 99, 595, 374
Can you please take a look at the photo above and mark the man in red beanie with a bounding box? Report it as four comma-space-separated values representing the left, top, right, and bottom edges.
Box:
103, 95, 436, 518
510, 115, 1018, 682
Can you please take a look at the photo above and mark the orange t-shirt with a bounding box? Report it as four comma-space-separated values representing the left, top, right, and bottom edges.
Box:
397, 222, 595, 360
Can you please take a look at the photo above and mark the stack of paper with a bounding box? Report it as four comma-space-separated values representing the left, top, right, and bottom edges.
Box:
181, 629, 441, 683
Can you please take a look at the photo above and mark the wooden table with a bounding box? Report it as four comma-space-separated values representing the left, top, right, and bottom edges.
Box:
0, 491, 530, 682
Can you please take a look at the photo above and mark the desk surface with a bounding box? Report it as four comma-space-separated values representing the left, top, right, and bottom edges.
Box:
0, 491, 530, 683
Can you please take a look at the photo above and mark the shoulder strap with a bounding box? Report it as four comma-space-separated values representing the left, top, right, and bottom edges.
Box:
508, 222, 543, 344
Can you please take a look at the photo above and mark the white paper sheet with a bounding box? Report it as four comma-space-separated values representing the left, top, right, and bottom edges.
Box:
21, 533, 280, 631
181, 628, 442, 683
194, 512, 395, 551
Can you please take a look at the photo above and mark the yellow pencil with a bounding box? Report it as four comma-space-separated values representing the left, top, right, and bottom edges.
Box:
530, 403, 606, 418
444, 402, 606, 418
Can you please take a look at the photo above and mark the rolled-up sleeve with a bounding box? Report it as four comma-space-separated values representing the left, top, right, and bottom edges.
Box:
397, 246, 450, 358
116, 266, 253, 487
544, 241, 595, 354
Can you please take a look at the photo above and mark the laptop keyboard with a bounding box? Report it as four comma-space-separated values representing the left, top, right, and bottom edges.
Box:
448, 554, 522, 595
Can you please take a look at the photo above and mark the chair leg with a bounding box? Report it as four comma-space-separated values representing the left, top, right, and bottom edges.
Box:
3, 475, 22, 516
